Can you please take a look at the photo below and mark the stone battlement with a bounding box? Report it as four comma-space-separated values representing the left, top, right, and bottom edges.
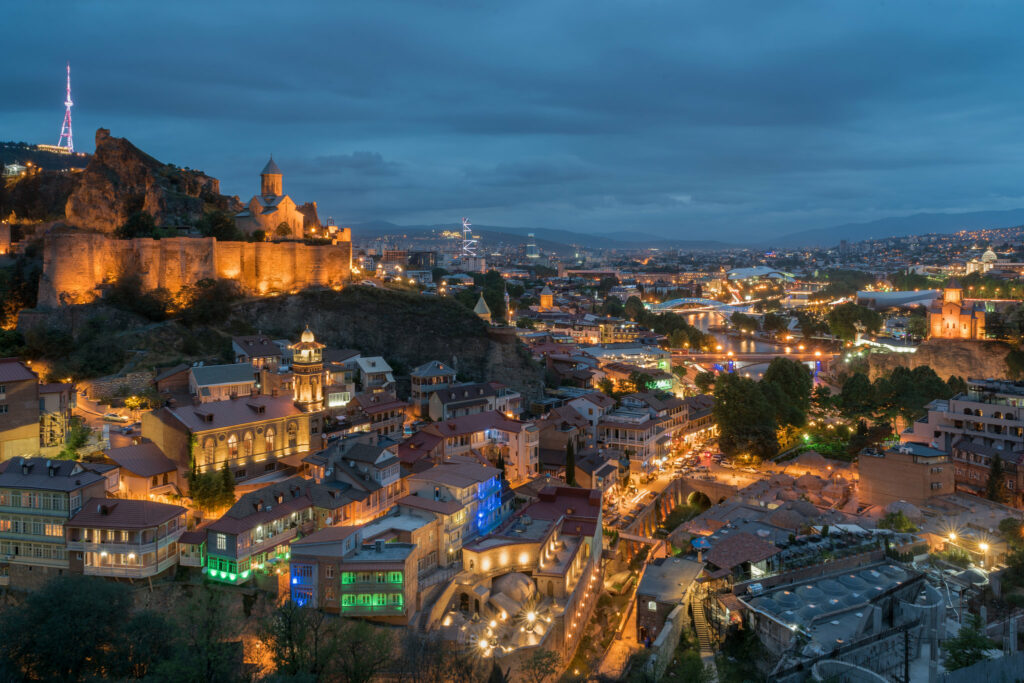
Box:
38, 232, 352, 307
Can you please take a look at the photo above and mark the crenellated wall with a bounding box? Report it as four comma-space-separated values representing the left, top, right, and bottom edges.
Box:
38, 232, 352, 307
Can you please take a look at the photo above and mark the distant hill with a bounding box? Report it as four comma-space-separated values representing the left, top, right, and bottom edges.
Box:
352, 221, 732, 252
768, 208, 1024, 248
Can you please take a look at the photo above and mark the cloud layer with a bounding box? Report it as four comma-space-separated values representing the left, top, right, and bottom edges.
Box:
4, 1, 1024, 241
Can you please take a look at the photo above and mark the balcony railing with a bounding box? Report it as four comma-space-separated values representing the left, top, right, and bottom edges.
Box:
339, 603, 405, 615
83, 554, 178, 578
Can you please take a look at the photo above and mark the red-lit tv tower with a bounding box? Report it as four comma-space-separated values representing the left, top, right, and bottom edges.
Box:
57, 62, 74, 153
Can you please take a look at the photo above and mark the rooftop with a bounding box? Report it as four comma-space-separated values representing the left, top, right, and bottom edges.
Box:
190, 363, 256, 388
0, 458, 105, 492
68, 498, 186, 529
165, 395, 302, 432
105, 442, 178, 477
638, 557, 704, 603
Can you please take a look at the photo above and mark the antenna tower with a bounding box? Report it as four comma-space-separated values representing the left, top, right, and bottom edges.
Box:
461, 217, 477, 257
57, 62, 74, 153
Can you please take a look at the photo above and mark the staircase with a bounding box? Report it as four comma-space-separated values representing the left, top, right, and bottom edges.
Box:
691, 597, 714, 657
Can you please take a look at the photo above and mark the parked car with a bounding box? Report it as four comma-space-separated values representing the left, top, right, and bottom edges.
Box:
103, 413, 129, 423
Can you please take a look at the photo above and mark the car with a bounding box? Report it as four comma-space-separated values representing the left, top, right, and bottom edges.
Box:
742, 467, 758, 474
103, 413, 129, 423
719, 461, 734, 469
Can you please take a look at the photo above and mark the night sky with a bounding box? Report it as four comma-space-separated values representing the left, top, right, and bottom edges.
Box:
4, 1, 1024, 241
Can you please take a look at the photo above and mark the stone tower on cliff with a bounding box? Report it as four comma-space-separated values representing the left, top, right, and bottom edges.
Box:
261, 157, 283, 199
289, 327, 326, 413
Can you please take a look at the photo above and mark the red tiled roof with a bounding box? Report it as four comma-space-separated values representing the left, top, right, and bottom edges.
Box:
105, 442, 178, 477
68, 498, 186, 529
423, 410, 532, 437
398, 494, 462, 515
0, 358, 37, 383
38, 382, 73, 394
164, 395, 303, 432
704, 532, 779, 571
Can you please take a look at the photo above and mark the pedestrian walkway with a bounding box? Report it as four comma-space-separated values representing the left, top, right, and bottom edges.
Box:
689, 593, 718, 681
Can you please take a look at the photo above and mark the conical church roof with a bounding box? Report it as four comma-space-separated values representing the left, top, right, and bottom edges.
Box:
473, 294, 492, 316
261, 156, 282, 175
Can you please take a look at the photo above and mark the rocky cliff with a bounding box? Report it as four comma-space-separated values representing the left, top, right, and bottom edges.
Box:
64, 128, 240, 232
233, 287, 545, 398
868, 338, 1015, 381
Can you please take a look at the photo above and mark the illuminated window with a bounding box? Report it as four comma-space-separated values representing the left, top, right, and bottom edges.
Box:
216, 534, 226, 550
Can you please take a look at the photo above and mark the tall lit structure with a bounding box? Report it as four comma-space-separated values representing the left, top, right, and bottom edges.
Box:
526, 233, 540, 260
289, 327, 326, 413
57, 63, 74, 153
461, 217, 477, 257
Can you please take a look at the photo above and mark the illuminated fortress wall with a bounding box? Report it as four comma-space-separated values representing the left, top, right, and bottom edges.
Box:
38, 232, 352, 307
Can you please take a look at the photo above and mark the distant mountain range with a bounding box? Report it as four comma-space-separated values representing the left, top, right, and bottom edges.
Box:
766, 208, 1024, 248
351, 220, 733, 253
355, 208, 1024, 253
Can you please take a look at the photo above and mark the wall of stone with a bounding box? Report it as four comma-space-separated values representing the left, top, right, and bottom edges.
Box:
80, 370, 155, 402
38, 232, 352, 306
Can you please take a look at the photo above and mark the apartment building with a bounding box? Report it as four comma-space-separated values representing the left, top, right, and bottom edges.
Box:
231, 335, 283, 371
203, 476, 356, 585
859, 443, 954, 507
406, 459, 510, 548
0, 360, 75, 461
66, 499, 186, 579
420, 412, 539, 483
304, 435, 407, 524
409, 361, 457, 416
597, 408, 663, 474
0, 458, 108, 588
345, 392, 408, 440
189, 364, 258, 403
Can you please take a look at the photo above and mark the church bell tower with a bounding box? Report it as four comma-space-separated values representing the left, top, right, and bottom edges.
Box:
289, 326, 325, 413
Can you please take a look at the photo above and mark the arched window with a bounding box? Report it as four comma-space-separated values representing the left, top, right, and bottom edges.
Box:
265, 428, 275, 456
202, 438, 215, 466
227, 434, 239, 459
287, 422, 298, 448
242, 431, 254, 457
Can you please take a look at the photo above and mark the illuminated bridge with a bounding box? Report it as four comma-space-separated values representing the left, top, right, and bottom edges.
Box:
646, 298, 755, 314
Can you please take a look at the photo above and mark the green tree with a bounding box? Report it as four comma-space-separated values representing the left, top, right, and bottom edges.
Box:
520, 648, 560, 683
1007, 349, 1024, 380
762, 312, 790, 337
986, 454, 1008, 503
942, 613, 997, 671
762, 357, 812, 427
827, 302, 882, 342
0, 575, 137, 681
629, 371, 655, 394
878, 510, 917, 532
601, 296, 625, 318
947, 375, 968, 395
694, 371, 715, 394
115, 210, 157, 239
906, 313, 928, 339
713, 373, 779, 459
113, 610, 178, 680
624, 295, 646, 321
729, 311, 760, 333
258, 601, 341, 681
154, 585, 242, 682
998, 517, 1024, 551
275, 222, 292, 237
218, 462, 236, 508
197, 210, 244, 241
598, 377, 616, 396
566, 440, 577, 486
333, 619, 395, 683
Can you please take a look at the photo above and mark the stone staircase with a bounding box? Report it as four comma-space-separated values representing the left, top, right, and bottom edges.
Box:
691, 597, 714, 657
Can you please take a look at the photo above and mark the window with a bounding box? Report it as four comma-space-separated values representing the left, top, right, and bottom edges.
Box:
216, 534, 227, 550
294, 564, 313, 578
648, 601, 657, 612
227, 434, 239, 459
325, 565, 335, 579
0, 405, 7, 415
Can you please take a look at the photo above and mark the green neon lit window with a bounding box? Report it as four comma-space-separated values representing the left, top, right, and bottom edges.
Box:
342, 594, 356, 607
341, 572, 356, 584
389, 593, 403, 606
388, 571, 403, 584
358, 594, 372, 605
373, 593, 385, 606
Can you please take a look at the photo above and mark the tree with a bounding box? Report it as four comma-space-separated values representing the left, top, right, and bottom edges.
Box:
333, 619, 395, 683
762, 357, 812, 427
520, 648, 560, 683
1007, 349, 1024, 380
729, 311, 760, 333
257, 601, 341, 681
694, 371, 715, 394
906, 313, 928, 339
713, 373, 779, 459
942, 613, 996, 671
197, 210, 244, 241
219, 462, 236, 508
811, 385, 833, 412
624, 295, 646, 321
986, 454, 1008, 503
154, 584, 243, 682
998, 516, 1024, 551
826, 302, 882, 341
629, 371, 654, 394
112, 610, 178, 680
762, 312, 790, 337
947, 375, 968, 395
566, 440, 577, 486
115, 210, 157, 239
0, 575, 137, 681
878, 510, 917, 532
275, 222, 292, 237
598, 377, 616, 396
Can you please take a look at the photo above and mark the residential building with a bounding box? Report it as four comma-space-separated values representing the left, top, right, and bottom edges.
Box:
406, 459, 509, 547
203, 476, 354, 584
859, 443, 954, 507
420, 411, 539, 483
103, 441, 182, 502
189, 364, 258, 403
0, 359, 42, 461
304, 435, 406, 523
574, 448, 622, 495
681, 394, 717, 446
635, 557, 703, 644
346, 392, 408, 440
143, 395, 316, 481
354, 357, 395, 393
567, 392, 616, 430
232, 335, 283, 370
597, 408, 662, 474
39, 383, 75, 448
153, 364, 190, 396
66, 498, 186, 579
409, 360, 457, 416
0, 458, 108, 588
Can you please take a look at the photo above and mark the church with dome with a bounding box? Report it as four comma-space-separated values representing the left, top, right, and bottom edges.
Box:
235, 157, 320, 239
928, 280, 986, 340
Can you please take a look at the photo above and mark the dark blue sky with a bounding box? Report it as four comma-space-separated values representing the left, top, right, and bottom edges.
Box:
5, 1, 1024, 241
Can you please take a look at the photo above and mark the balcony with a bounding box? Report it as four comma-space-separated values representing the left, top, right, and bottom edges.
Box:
339, 603, 405, 616
83, 553, 178, 579
342, 579, 405, 590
